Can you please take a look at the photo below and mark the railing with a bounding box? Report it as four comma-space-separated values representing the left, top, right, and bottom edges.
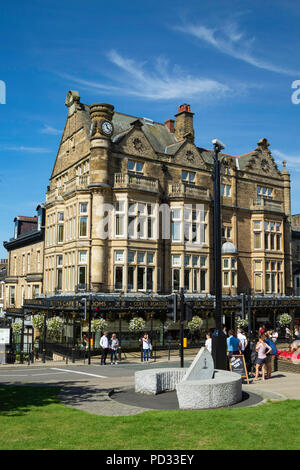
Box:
251, 198, 283, 212
46, 175, 90, 203
114, 172, 159, 193
169, 182, 210, 200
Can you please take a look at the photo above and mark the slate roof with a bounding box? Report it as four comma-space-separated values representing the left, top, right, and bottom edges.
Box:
78, 102, 272, 171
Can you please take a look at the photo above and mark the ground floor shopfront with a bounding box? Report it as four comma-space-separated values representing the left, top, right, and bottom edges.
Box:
19, 293, 300, 349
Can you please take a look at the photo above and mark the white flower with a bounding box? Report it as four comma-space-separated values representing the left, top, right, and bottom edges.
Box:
12, 321, 22, 334
32, 314, 45, 331
279, 314, 292, 326
129, 317, 146, 332
47, 316, 64, 339
91, 318, 108, 332
187, 316, 203, 331
236, 318, 248, 329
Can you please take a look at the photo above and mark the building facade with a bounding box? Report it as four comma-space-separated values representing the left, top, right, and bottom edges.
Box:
3, 206, 45, 318
3, 91, 298, 340
42, 92, 292, 298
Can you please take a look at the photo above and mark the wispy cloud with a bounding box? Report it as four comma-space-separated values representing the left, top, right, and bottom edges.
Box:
174, 21, 299, 76
272, 149, 300, 171
60, 50, 231, 101
40, 124, 62, 136
5, 146, 52, 154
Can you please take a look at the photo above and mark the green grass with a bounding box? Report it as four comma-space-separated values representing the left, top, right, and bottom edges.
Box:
0, 385, 299, 450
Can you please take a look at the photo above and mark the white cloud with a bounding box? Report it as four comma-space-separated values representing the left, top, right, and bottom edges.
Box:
272, 149, 300, 171
175, 22, 299, 76
40, 125, 62, 136
61, 50, 231, 101
5, 146, 51, 154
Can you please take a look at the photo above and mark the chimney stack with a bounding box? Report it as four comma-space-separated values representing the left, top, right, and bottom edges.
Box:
175, 104, 194, 142
165, 119, 175, 133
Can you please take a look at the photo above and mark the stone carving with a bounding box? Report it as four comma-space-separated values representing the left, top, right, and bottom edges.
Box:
186, 150, 194, 162
133, 138, 143, 152
183, 347, 214, 381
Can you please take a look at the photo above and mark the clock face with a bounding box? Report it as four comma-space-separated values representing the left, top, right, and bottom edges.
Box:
101, 120, 113, 136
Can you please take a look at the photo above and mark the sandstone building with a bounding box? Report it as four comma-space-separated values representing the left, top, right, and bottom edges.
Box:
3, 206, 45, 317
3, 91, 298, 335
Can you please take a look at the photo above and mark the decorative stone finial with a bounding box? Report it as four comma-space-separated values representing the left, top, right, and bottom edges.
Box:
257, 138, 270, 151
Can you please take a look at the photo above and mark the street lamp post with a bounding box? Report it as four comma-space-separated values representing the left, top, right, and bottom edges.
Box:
211, 139, 227, 370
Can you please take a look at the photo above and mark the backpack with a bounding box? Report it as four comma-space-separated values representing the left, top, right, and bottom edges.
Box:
265, 338, 277, 356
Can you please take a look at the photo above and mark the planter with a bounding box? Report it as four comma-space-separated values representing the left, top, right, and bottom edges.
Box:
272, 356, 300, 374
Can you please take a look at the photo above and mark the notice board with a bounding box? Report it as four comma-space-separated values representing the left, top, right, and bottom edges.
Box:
229, 355, 249, 384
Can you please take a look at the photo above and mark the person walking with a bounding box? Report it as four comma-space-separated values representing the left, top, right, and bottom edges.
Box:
254, 334, 272, 381
264, 333, 277, 379
141, 333, 151, 362
226, 330, 241, 357
237, 329, 248, 354
294, 327, 299, 340
205, 332, 212, 354
109, 333, 119, 365
259, 324, 266, 336
100, 331, 109, 365
271, 329, 278, 343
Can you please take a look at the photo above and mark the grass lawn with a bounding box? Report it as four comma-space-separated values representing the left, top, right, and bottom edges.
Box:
0, 385, 299, 450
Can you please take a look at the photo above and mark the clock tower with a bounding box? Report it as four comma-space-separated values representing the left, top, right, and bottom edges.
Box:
89, 102, 114, 292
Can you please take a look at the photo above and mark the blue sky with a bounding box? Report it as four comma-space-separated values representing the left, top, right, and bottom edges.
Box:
1, 0, 300, 258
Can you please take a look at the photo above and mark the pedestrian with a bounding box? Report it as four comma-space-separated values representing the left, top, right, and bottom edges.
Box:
205, 332, 212, 354
285, 326, 292, 343
141, 333, 151, 362
34, 337, 40, 360
254, 334, 272, 381
264, 333, 277, 379
259, 324, 266, 336
222, 325, 227, 336
294, 327, 299, 340
226, 330, 241, 357
109, 333, 119, 365
271, 329, 278, 343
100, 331, 109, 365
237, 329, 248, 354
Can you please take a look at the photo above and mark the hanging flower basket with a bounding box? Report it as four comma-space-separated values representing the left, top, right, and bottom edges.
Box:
278, 314, 292, 327
32, 314, 45, 332
236, 318, 248, 329
129, 317, 146, 332
91, 318, 108, 333
47, 316, 64, 340
187, 316, 203, 331
12, 321, 22, 335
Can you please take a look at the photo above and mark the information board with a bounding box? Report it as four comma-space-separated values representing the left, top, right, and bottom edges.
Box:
0, 328, 10, 345
229, 355, 249, 384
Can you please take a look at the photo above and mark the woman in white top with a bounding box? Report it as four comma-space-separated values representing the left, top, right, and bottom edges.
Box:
205, 332, 212, 354
109, 333, 119, 364
141, 333, 151, 362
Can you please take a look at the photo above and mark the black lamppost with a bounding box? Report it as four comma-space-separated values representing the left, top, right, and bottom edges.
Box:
211, 138, 227, 370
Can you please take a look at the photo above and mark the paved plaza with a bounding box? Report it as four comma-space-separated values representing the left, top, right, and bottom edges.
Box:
0, 349, 299, 416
